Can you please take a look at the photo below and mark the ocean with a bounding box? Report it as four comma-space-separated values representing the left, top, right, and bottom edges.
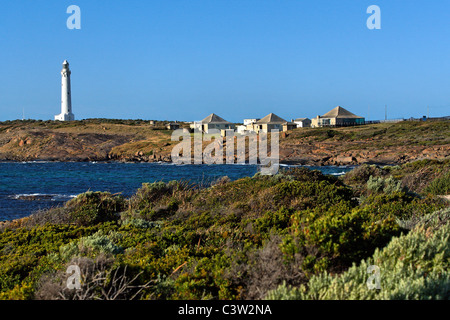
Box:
0, 162, 354, 221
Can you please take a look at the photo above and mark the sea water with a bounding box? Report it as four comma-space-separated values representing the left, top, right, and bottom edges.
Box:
0, 162, 354, 221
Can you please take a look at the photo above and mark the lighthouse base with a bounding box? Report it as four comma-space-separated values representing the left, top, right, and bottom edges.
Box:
55, 112, 75, 121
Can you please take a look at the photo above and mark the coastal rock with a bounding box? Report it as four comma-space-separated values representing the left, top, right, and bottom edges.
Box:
334, 156, 356, 164
17, 194, 53, 201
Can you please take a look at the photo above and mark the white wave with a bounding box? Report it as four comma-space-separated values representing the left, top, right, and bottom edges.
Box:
330, 172, 347, 176
19, 161, 53, 164
11, 193, 77, 200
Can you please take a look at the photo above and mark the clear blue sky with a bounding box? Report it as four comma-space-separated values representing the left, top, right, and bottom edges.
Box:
0, 0, 449, 122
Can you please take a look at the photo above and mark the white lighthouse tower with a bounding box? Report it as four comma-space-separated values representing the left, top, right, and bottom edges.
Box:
55, 60, 75, 121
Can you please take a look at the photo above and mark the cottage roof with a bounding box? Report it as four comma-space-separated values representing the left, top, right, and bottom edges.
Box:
256, 113, 287, 124
294, 117, 310, 122
201, 113, 231, 124
320, 106, 363, 119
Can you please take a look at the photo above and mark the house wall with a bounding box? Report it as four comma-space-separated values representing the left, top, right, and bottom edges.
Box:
294, 120, 311, 128
204, 123, 235, 133
311, 117, 365, 127
283, 124, 297, 131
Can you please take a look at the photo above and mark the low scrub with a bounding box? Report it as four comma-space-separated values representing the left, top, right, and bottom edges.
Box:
66, 191, 126, 226
266, 216, 450, 300
0, 163, 448, 300
425, 171, 450, 195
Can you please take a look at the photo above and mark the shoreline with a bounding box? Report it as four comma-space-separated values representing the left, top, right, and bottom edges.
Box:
0, 157, 403, 167
1, 119, 448, 167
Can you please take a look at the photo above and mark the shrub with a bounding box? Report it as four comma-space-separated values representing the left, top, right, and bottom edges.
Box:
252, 208, 292, 235
280, 167, 340, 185
342, 164, 386, 185
35, 255, 152, 300
367, 175, 404, 195
396, 206, 450, 231
267, 220, 450, 300
65, 192, 125, 226
425, 172, 450, 195
129, 181, 176, 208
128, 181, 189, 219
283, 202, 401, 272
225, 235, 307, 300
121, 218, 161, 229
272, 180, 355, 211
60, 230, 123, 260
24, 207, 72, 227
211, 176, 231, 187
360, 191, 446, 220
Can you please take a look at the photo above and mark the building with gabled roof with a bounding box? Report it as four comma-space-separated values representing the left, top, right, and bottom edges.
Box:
292, 117, 311, 128
250, 113, 295, 133
166, 122, 180, 130
311, 106, 365, 128
189, 113, 235, 134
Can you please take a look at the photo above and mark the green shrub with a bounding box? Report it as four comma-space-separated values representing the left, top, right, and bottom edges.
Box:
129, 181, 177, 208
281, 167, 341, 185
396, 207, 450, 231
367, 175, 404, 194
267, 220, 450, 300
360, 192, 446, 220
252, 207, 292, 235
127, 181, 189, 220
342, 165, 386, 185
283, 201, 401, 272
121, 218, 161, 229
273, 180, 355, 210
60, 230, 123, 260
425, 172, 450, 195
66, 191, 125, 226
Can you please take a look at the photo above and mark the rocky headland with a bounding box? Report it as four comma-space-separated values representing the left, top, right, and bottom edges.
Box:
0, 119, 449, 166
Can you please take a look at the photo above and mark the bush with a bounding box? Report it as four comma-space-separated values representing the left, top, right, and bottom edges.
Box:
396, 207, 450, 231
65, 192, 126, 226
273, 180, 355, 210
282, 202, 401, 272
24, 207, 73, 227
128, 181, 189, 219
367, 175, 404, 195
225, 235, 307, 300
425, 172, 450, 195
342, 165, 386, 185
1, 162, 447, 300
121, 218, 161, 229
35, 255, 152, 300
267, 220, 450, 300
280, 167, 340, 185
211, 176, 231, 187
60, 230, 123, 261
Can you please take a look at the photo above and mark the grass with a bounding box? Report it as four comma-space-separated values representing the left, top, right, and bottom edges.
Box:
284, 120, 450, 147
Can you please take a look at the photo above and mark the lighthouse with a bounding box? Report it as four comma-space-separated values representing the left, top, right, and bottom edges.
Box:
55, 60, 75, 121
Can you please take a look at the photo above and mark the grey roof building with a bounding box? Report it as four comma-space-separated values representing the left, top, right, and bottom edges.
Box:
311, 106, 365, 127
190, 113, 235, 134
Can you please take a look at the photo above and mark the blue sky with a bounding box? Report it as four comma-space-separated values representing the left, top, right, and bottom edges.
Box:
0, 0, 449, 122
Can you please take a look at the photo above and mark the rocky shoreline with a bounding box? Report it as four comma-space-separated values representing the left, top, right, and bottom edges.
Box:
1, 142, 448, 167
0, 120, 449, 166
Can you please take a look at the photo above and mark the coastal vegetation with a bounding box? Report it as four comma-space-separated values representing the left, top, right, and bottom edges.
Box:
0, 159, 448, 300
